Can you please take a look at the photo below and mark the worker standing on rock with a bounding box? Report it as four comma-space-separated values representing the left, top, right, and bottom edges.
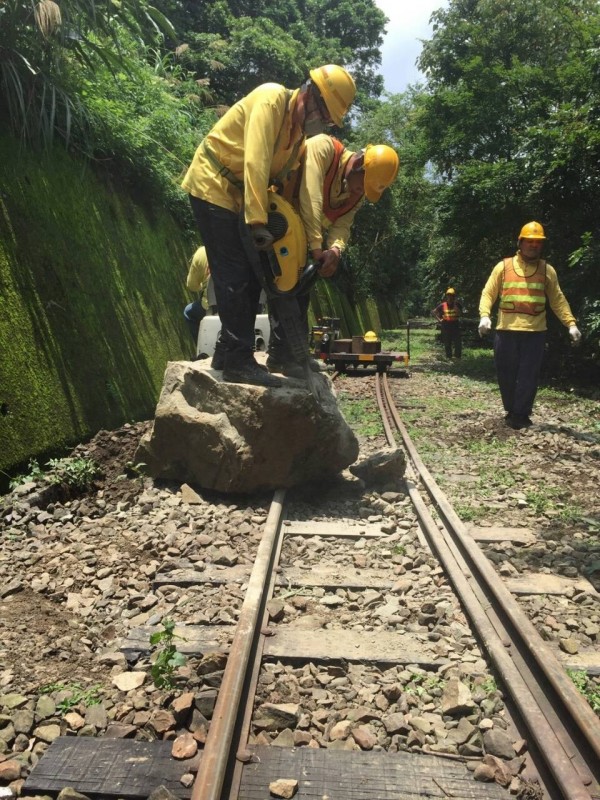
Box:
478, 221, 581, 430
181, 66, 356, 388
433, 287, 463, 360
267, 134, 400, 378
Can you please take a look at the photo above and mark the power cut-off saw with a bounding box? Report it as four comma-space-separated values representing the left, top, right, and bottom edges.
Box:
240, 187, 320, 384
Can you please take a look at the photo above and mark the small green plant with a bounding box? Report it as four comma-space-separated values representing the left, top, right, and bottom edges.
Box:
524, 489, 551, 515
454, 503, 486, 522
404, 673, 445, 696
567, 670, 600, 714
9, 457, 99, 491
478, 676, 498, 695
150, 618, 187, 689
39, 682, 103, 712
337, 394, 384, 437
46, 457, 99, 489
118, 460, 148, 484
392, 544, 406, 555
9, 459, 45, 489
465, 437, 515, 458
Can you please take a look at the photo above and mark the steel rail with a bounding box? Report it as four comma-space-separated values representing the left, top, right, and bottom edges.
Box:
379, 374, 600, 764
375, 374, 599, 800
227, 503, 289, 800
191, 490, 286, 800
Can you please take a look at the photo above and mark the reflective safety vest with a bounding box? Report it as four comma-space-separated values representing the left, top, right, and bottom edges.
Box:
441, 301, 459, 322
499, 257, 547, 316
322, 138, 363, 223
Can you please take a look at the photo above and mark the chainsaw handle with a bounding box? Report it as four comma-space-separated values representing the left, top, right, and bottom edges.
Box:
296, 262, 320, 295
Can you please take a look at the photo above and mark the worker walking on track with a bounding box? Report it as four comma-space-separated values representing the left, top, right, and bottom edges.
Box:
267, 134, 400, 378
478, 221, 581, 430
181, 65, 356, 388
433, 287, 463, 359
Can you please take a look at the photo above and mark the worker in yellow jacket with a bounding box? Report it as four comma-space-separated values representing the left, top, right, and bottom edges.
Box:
479, 221, 581, 429
183, 246, 210, 347
267, 134, 399, 377
181, 66, 356, 387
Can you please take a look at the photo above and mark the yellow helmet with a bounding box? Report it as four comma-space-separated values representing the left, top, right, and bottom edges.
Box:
519, 221, 546, 240
363, 144, 400, 202
364, 330, 378, 342
445, 287, 455, 295
309, 65, 356, 127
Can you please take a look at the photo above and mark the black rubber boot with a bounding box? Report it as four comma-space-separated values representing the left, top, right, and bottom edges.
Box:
266, 356, 321, 378
223, 359, 282, 388
214, 338, 268, 372
211, 339, 226, 370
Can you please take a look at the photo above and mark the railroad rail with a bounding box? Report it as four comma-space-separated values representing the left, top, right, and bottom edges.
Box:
377, 372, 600, 800
24, 372, 599, 800
187, 375, 599, 800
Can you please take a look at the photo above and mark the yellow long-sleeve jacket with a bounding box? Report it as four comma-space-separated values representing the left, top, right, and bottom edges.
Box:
186, 246, 209, 292
479, 252, 577, 332
296, 134, 364, 252
181, 84, 304, 227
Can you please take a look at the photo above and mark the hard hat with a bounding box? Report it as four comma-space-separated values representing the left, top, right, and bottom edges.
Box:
518, 221, 546, 240
364, 330, 378, 342
445, 287, 455, 294
363, 144, 400, 202
309, 65, 356, 127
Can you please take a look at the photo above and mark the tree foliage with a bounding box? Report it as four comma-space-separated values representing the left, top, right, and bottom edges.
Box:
415, 0, 600, 349
0, 0, 174, 144
153, 0, 386, 107
341, 89, 434, 318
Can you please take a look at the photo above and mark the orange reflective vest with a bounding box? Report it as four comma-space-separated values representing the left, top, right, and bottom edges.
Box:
441, 302, 459, 322
499, 257, 547, 316
322, 138, 363, 223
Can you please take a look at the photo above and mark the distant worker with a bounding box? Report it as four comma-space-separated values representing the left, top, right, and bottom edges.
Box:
478, 221, 581, 430
183, 246, 210, 347
267, 134, 400, 378
181, 66, 356, 387
433, 287, 463, 359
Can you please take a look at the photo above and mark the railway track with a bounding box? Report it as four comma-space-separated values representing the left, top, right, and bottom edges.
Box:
377, 373, 600, 800
23, 372, 600, 800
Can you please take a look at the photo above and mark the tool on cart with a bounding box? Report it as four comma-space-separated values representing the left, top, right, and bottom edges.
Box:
311, 319, 411, 375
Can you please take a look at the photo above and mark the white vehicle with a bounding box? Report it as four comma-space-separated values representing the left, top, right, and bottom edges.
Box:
196, 278, 270, 358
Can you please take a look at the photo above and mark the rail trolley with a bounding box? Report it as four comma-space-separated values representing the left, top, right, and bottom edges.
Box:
310, 317, 410, 375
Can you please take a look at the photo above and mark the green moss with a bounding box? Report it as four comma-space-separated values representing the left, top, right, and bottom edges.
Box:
309, 280, 402, 338
0, 132, 405, 481
0, 133, 195, 475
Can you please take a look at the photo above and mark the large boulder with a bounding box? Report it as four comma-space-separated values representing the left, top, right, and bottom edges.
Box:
136, 359, 359, 493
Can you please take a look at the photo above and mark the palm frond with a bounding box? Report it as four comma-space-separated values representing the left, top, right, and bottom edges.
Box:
34, 0, 62, 38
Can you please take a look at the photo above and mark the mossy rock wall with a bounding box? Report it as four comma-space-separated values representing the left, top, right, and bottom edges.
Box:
0, 132, 404, 479
0, 134, 194, 475
309, 281, 401, 336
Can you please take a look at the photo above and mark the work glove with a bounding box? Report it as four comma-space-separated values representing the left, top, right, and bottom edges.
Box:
317, 247, 341, 278
251, 225, 274, 251
478, 316, 492, 337
569, 325, 582, 344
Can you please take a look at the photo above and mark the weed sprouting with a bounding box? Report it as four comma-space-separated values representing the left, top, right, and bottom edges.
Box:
337, 394, 384, 437
567, 669, 600, 714
150, 618, 187, 689
9, 456, 99, 491
39, 682, 103, 712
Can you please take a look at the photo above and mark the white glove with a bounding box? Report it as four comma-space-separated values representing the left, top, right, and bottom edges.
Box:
478, 316, 492, 336
569, 325, 581, 343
